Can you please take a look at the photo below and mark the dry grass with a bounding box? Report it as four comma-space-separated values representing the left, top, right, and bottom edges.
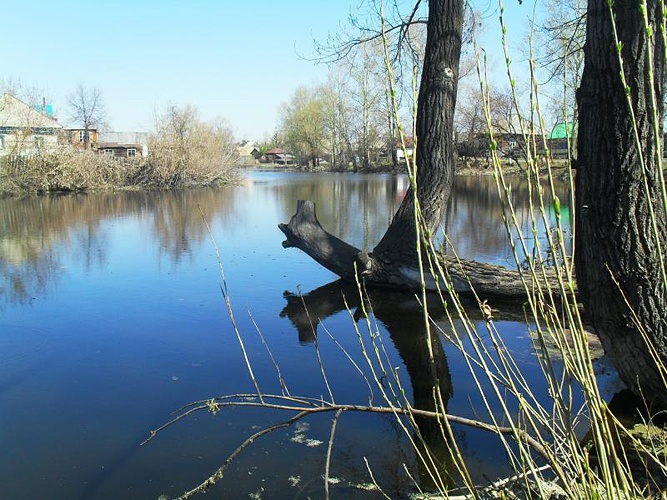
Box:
0, 150, 138, 194
0, 147, 238, 196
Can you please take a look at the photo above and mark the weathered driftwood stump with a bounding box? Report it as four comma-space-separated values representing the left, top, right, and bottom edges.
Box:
279, 200, 565, 299
279, 200, 361, 282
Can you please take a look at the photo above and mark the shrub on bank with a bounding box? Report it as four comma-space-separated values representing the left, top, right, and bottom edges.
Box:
0, 148, 237, 196
0, 150, 141, 195
137, 105, 239, 189
129, 145, 237, 188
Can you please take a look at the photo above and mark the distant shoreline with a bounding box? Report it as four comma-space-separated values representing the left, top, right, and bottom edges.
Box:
241, 158, 573, 177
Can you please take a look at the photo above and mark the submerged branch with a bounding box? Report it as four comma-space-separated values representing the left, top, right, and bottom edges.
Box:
172, 410, 311, 500
152, 390, 554, 498
147, 393, 551, 463
324, 409, 343, 499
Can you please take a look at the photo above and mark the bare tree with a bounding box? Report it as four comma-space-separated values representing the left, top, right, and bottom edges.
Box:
535, 0, 586, 124
280, 0, 468, 289
67, 84, 106, 146
144, 104, 237, 187
320, 71, 356, 169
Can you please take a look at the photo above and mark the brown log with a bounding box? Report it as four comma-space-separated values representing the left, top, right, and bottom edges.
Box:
278, 200, 362, 282
279, 200, 567, 299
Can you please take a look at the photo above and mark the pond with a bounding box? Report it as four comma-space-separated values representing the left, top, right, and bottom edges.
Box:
0, 171, 614, 499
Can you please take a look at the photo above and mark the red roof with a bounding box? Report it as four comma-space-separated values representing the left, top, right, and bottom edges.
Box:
266, 148, 286, 154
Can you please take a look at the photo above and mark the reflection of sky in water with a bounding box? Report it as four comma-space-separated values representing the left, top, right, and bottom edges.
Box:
0, 172, 594, 499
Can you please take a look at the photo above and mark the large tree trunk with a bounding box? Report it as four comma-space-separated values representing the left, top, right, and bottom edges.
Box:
369, 0, 463, 273
576, 0, 667, 406
281, 0, 466, 291
279, 0, 572, 301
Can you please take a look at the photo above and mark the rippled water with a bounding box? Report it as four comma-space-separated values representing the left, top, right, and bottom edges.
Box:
0, 171, 596, 499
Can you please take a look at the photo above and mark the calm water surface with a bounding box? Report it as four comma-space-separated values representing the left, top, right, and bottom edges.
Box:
1, 171, 605, 499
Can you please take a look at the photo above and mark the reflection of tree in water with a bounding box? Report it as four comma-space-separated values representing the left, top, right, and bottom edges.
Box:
444, 175, 572, 264
0, 187, 241, 305
0, 194, 102, 305
0, 250, 58, 306
269, 173, 407, 251
149, 189, 237, 262
0, 173, 569, 305
281, 281, 466, 493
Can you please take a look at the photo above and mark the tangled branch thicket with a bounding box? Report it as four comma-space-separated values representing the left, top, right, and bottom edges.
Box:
0, 150, 139, 194
0, 148, 237, 196
136, 105, 239, 188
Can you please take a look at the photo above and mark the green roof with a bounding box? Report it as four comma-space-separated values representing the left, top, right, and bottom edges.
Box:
549, 122, 573, 140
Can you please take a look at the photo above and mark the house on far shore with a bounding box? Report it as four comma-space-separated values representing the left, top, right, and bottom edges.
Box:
395, 136, 415, 163
61, 128, 99, 150
264, 147, 295, 165
236, 141, 260, 165
97, 131, 149, 158
0, 93, 63, 156
547, 122, 575, 159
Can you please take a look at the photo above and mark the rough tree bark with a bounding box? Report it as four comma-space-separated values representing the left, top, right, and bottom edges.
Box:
366, 0, 463, 283
576, 0, 667, 406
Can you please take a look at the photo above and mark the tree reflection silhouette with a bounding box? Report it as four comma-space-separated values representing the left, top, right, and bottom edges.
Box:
0, 188, 240, 306
281, 280, 463, 491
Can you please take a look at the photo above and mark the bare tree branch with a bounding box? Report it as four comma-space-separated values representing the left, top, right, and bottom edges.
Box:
67, 83, 107, 144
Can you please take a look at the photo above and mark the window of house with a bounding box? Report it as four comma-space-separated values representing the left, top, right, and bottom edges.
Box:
127, 148, 136, 157
34, 136, 45, 150
0, 135, 4, 150
104, 149, 114, 156
79, 130, 88, 143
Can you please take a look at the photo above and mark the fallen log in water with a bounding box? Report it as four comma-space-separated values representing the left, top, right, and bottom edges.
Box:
279, 200, 569, 299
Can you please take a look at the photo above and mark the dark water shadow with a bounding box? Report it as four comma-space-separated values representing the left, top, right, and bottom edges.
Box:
280, 281, 493, 491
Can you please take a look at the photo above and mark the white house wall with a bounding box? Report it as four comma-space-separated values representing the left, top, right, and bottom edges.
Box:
0, 93, 63, 156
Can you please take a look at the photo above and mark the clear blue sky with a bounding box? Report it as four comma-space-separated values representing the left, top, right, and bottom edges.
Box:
3, 0, 536, 141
